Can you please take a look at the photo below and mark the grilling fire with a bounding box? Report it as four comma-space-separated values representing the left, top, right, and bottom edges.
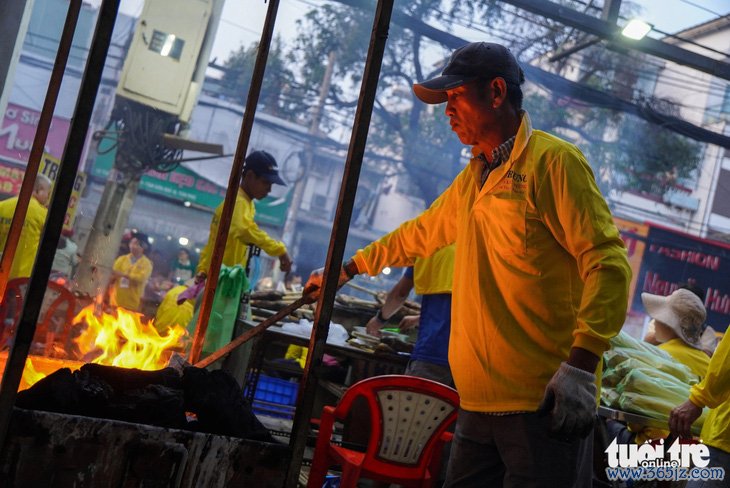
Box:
18, 304, 188, 390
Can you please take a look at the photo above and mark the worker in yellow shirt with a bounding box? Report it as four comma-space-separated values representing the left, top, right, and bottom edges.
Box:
110, 234, 153, 312
0, 174, 51, 280
306, 42, 631, 488
642, 289, 710, 378
670, 330, 730, 487
196, 150, 292, 282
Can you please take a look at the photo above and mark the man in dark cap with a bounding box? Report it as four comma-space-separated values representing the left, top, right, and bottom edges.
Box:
306, 42, 631, 486
196, 150, 292, 281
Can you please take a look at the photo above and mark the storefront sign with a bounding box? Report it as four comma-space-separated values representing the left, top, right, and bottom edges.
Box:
0, 155, 86, 232
0, 103, 70, 165
91, 142, 290, 226
39, 154, 86, 231
92, 143, 227, 209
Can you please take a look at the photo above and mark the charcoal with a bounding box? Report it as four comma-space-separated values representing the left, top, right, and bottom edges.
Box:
16, 368, 113, 415
17, 364, 273, 442
79, 363, 182, 391
183, 367, 273, 442
105, 384, 187, 429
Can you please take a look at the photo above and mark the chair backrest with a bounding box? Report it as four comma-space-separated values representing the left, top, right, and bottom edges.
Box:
332, 375, 459, 469
0, 278, 76, 353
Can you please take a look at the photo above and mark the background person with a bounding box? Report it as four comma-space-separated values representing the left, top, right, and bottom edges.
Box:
51, 228, 80, 282
170, 248, 196, 284
0, 174, 51, 280
641, 289, 710, 378
195, 150, 293, 283
110, 233, 153, 312
306, 41, 631, 488
365, 244, 454, 387
669, 331, 730, 487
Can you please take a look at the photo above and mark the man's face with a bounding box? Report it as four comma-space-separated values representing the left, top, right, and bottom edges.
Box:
129, 238, 145, 257
444, 80, 497, 146
243, 172, 273, 200
34, 183, 51, 207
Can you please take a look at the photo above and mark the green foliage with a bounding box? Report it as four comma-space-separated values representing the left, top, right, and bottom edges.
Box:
220, 37, 305, 119
525, 89, 702, 196
218, 0, 702, 204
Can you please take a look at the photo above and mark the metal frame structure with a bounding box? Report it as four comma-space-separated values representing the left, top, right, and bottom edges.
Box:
0, 0, 121, 450
5, 0, 723, 483
188, 0, 282, 365
0, 1, 394, 486
0, 0, 82, 299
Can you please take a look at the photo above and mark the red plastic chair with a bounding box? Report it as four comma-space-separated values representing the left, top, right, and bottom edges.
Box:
0, 277, 76, 356
307, 375, 459, 488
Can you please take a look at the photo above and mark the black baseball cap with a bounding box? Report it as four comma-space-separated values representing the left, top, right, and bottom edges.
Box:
244, 150, 286, 186
413, 42, 524, 104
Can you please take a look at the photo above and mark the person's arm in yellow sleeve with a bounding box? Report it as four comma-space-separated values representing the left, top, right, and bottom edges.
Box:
230, 197, 287, 258
127, 257, 153, 285
111, 255, 125, 277
352, 170, 465, 276
670, 332, 730, 437
535, 149, 631, 369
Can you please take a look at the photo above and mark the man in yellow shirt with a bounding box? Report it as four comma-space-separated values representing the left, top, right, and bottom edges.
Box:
306, 42, 631, 487
670, 331, 730, 487
0, 174, 51, 280
110, 234, 153, 312
365, 245, 455, 387
642, 289, 710, 378
196, 150, 292, 281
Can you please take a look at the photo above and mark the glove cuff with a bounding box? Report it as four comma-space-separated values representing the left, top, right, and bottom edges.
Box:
558, 362, 596, 382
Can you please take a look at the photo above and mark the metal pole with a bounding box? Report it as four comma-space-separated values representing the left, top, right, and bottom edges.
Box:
188, 0, 281, 364
0, 0, 120, 453
284, 1, 394, 486
0, 0, 82, 299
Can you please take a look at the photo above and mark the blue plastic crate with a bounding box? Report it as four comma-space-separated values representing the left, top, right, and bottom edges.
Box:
253, 374, 299, 405
245, 374, 299, 419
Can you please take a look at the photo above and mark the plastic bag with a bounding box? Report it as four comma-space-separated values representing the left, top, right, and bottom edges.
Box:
187, 265, 249, 355
618, 391, 707, 429
610, 331, 672, 360
601, 387, 621, 408
604, 347, 698, 384
616, 368, 691, 404
280, 318, 349, 346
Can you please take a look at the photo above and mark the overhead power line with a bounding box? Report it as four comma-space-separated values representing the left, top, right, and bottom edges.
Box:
328, 0, 730, 149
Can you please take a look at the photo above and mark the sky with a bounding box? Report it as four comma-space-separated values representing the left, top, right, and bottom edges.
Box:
104, 0, 730, 64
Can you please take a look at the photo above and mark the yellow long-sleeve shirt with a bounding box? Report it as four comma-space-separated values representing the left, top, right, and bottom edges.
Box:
352, 112, 631, 412
0, 195, 48, 280
690, 332, 730, 453
197, 188, 286, 274
111, 253, 153, 312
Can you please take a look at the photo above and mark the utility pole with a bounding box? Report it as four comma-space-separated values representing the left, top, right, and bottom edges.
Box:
74, 0, 225, 299
279, 50, 337, 265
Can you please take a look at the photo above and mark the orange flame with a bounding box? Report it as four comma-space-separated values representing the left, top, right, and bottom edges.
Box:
72, 304, 188, 370
21, 358, 45, 389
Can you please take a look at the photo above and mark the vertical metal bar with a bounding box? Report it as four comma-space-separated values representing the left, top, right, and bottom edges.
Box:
0, 0, 83, 299
188, 0, 281, 364
0, 0, 120, 452
284, 0, 394, 485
